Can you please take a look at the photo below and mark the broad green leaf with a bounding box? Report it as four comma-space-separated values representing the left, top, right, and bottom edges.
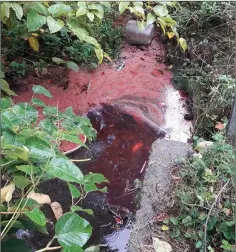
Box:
95, 47, 103, 65
16, 165, 39, 175
99, 2, 111, 8
0, 78, 17, 96
27, 3, 48, 16
76, 6, 88, 16
38, 119, 57, 134
85, 245, 100, 252
2, 238, 31, 252
46, 158, 84, 183
77, 2, 87, 8
66, 61, 79, 72
13, 175, 31, 189
25, 136, 55, 160
2, 144, 29, 161
1, 3, 10, 18
84, 172, 108, 193
19, 218, 48, 234
119, 2, 129, 14
48, 4, 72, 17
87, 12, 94, 22
55, 212, 92, 247
32, 85, 52, 98
63, 245, 84, 252
93, 10, 103, 19
83, 36, 99, 47
24, 208, 46, 226
195, 241, 202, 249
70, 206, 93, 215
1, 220, 24, 229
11, 3, 23, 20
10, 198, 40, 211
47, 16, 64, 33
32, 97, 46, 107
26, 10, 47, 32
178, 38, 187, 52
153, 5, 168, 17
68, 183, 81, 198
133, 5, 144, 16
147, 13, 156, 25
52, 57, 66, 65
1, 97, 13, 110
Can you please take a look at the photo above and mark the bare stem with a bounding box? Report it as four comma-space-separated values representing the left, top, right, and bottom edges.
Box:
35, 246, 61, 252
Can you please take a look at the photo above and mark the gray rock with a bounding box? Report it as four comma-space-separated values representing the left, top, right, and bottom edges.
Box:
127, 139, 192, 252
125, 20, 155, 45
227, 99, 236, 146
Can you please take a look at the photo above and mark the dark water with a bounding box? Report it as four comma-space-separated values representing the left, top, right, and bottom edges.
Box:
25, 105, 163, 251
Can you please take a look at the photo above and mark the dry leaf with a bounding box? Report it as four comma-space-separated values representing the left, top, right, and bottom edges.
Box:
28, 36, 39, 52
161, 225, 169, 231
50, 201, 63, 220
153, 237, 172, 252
215, 122, 225, 130
1, 183, 15, 203
27, 192, 51, 205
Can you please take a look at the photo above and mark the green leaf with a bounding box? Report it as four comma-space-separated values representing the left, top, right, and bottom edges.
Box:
25, 136, 55, 160
63, 245, 84, 252
27, 3, 48, 16
119, 2, 129, 14
55, 212, 92, 247
2, 238, 31, 252
11, 3, 23, 20
195, 241, 202, 249
66, 61, 79, 72
182, 216, 192, 226
24, 208, 46, 227
52, 57, 66, 65
147, 13, 156, 25
1, 144, 29, 161
87, 12, 94, 22
178, 38, 187, 52
32, 97, 46, 107
13, 175, 31, 189
1, 97, 13, 110
133, 5, 144, 16
84, 172, 108, 193
19, 218, 48, 234
1, 3, 10, 19
83, 36, 99, 47
26, 10, 47, 32
47, 16, 64, 33
71, 206, 93, 215
68, 183, 81, 198
0, 78, 17, 96
32, 85, 52, 98
16, 165, 39, 175
38, 119, 57, 134
1, 220, 25, 229
95, 47, 103, 65
76, 6, 88, 16
46, 158, 84, 183
48, 4, 72, 17
170, 217, 178, 225
153, 5, 168, 17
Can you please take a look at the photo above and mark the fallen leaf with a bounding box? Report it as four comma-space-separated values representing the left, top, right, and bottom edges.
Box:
27, 192, 51, 205
50, 201, 63, 220
1, 182, 15, 203
153, 237, 172, 252
162, 225, 169, 231
215, 122, 225, 130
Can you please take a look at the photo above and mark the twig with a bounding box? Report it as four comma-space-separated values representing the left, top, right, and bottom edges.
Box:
203, 179, 230, 252
140, 161, 146, 173
70, 158, 91, 162
35, 246, 61, 252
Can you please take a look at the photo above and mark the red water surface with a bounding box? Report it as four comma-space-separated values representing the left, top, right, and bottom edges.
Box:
13, 39, 171, 129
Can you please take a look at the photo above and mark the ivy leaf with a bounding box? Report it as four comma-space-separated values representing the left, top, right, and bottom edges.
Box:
2, 238, 31, 252
55, 212, 92, 247
11, 3, 23, 20
178, 38, 187, 52
46, 158, 84, 184
66, 61, 79, 72
47, 16, 64, 33
119, 2, 129, 14
68, 183, 81, 198
16, 165, 39, 175
24, 208, 46, 227
32, 97, 46, 107
153, 5, 168, 17
26, 10, 47, 32
70, 206, 93, 215
32, 85, 52, 98
48, 4, 72, 17
147, 13, 156, 25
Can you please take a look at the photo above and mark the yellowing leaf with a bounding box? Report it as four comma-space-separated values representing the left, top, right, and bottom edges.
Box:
178, 38, 187, 52
95, 47, 103, 65
27, 192, 51, 204
31, 33, 38, 37
167, 32, 175, 39
161, 225, 169, 231
28, 36, 39, 52
1, 182, 15, 203
43, 2, 49, 7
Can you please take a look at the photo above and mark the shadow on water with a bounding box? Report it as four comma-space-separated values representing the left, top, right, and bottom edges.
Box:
28, 105, 164, 251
